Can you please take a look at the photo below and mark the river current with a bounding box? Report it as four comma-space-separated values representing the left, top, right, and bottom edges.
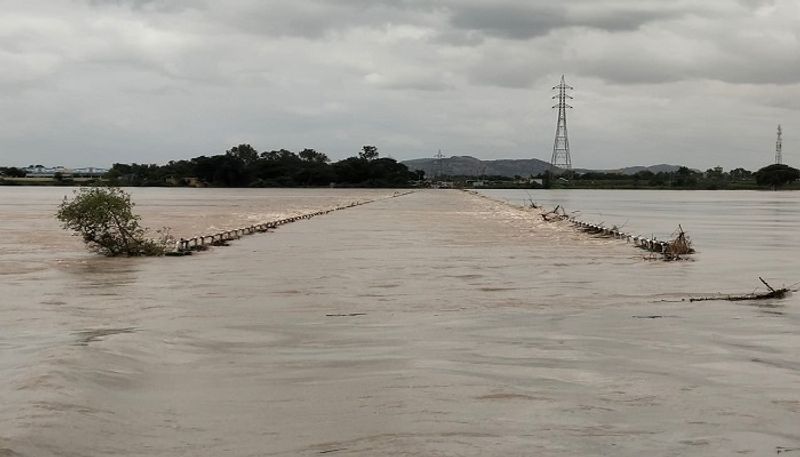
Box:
1, 187, 798, 456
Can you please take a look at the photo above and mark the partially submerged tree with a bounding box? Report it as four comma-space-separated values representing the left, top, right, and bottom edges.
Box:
56, 187, 169, 256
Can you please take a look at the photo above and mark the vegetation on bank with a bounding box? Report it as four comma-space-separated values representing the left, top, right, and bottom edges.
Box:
56, 187, 171, 256
104, 145, 421, 188
3, 152, 799, 190
547, 165, 800, 190
436, 165, 799, 190
0, 167, 27, 177
754, 164, 800, 189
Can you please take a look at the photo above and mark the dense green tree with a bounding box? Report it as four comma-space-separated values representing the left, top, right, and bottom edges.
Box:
102, 144, 417, 188
0, 167, 26, 177
359, 145, 379, 161
649, 172, 668, 186
729, 168, 753, 180
106, 163, 166, 186
260, 149, 299, 162
226, 144, 259, 165
671, 166, 700, 187
541, 170, 553, 189
705, 166, 724, 179
333, 157, 370, 183
703, 166, 727, 189
298, 148, 329, 163
755, 164, 800, 189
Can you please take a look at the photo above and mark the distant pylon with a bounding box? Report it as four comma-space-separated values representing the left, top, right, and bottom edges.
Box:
550, 75, 573, 173
434, 149, 445, 177
776, 125, 783, 165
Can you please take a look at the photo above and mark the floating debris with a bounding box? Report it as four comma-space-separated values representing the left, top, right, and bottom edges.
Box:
689, 277, 791, 302
541, 205, 568, 222
569, 218, 695, 261
663, 224, 694, 260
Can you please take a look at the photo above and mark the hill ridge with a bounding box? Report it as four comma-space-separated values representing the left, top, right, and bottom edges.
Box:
402, 156, 683, 178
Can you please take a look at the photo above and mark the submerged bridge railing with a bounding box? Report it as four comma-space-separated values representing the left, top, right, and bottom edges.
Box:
460, 189, 687, 257
568, 217, 670, 253
173, 191, 414, 254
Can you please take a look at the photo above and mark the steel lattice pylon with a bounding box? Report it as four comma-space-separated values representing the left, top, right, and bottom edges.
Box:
776, 125, 783, 165
434, 149, 445, 177
550, 75, 574, 173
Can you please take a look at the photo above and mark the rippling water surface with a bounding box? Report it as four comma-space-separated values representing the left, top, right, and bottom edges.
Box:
1, 187, 798, 456
483, 189, 800, 289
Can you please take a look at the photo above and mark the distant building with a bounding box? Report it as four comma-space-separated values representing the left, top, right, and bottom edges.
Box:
72, 167, 109, 177
23, 165, 108, 177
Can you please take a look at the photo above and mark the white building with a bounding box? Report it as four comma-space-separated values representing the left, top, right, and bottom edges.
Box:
23, 165, 108, 177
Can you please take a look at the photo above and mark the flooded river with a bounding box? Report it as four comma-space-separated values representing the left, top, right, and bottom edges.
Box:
1, 187, 798, 456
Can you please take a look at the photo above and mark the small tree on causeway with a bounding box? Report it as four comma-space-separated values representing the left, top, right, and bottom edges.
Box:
56, 187, 170, 256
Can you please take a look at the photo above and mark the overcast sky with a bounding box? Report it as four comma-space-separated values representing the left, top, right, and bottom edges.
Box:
1, 0, 798, 170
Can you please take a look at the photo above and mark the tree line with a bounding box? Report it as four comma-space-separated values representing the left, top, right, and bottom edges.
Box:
545, 164, 800, 190
0, 167, 27, 177
4, 154, 799, 190
105, 145, 423, 187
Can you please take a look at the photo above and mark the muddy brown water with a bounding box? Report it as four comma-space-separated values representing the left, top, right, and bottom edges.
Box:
1, 188, 798, 456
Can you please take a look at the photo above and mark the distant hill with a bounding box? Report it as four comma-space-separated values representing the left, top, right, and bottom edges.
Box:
573, 164, 684, 175
402, 156, 684, 178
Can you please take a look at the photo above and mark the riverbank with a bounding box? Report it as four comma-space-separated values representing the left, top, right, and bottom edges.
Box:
0, 177, 97, 186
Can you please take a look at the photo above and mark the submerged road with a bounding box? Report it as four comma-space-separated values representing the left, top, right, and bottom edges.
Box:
3, 189, 799, 456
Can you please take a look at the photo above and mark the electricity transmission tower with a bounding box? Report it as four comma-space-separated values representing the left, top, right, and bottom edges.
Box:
434, 149, 445, 177
550, 75, 573, 173
776, 125, 783, 165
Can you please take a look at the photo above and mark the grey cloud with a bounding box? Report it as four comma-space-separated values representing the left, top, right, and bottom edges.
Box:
87, 0, 202, 13
1, 0, 799, 171
209, 0, 437, 39
429, 29, 485, 46
365, 71, 452, 91
545, 51, 799, 88
467, 62, 542, 89
446, 2, 689, 40
449, 4, 567, 39
88, 0, 158, 7
575, 62, 685, 86
572, 9, 684, 32
737, 0, 777, 8
577, 31, 800, 86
